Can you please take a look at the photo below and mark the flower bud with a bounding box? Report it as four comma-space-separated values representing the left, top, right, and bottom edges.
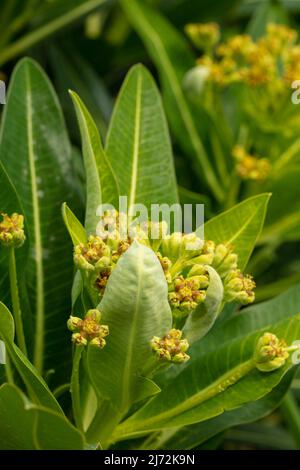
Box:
254, 332, 289, 372
0, 213, 26, 248
161, 232, 203, 263
224, 269, 255, 305
67, 316, 82, 332
168, 275, 206, 315
191, 240, 215, 265
74, 235, 110, 271
212, 243, 238, 278
67, 309, 109, 348
185, 23, 220, 51
151, 329, 190, 363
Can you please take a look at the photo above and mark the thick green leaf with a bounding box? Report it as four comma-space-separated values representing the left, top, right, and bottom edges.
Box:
70, 91, 119, 234
0, 384, 84, 450
202, 194, 271, 270
113, 315, 300, 439
87, 241, 172, 411
121, 0, 223, 202
105, 64, 179, 209
183, 266, 223, 344
0, 58, 80, 379
155, 371, 294, 450
0, 302, 62, 413
62, 202, 87, 246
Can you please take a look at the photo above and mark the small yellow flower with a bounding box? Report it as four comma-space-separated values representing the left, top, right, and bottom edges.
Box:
151, 329, 190, 363
0, 213, 25, 248
67, 309, 109, 348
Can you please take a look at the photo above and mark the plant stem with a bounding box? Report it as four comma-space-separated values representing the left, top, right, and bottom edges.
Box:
281, 391, 300, 449
4, 354, 14, 384
8, 247, 27, 356
71, 347, 84, 432
113, 359, 255, 441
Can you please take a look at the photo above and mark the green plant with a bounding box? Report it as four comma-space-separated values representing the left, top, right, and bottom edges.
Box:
0, 57, 300, 450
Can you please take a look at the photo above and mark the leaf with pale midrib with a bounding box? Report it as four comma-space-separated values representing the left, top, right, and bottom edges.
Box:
0, 58, 81, 382
105, 64, 178, 210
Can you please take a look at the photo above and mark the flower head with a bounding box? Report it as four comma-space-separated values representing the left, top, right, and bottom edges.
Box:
168, 274, 207, 315
254, 332, 289, 372
67, 309, 109, 348
0, 213, 25, 248
185, 22, 220, 51
151, 329, 190, 363
74, 235, 110, 271
224, 269, 255, 305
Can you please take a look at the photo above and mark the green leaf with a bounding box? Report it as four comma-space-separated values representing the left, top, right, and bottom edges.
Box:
0, 384, 84, 450
0, 58, 80, 379
183, 266, 223, 344
202, 194, 271, 270
155, 371, 295, 450
113, 315, 300, 440
247, 0, 289, 39
0, 302, 62, 413
70, 90, 119, 234
62, 202, 87, 246
87, 241, 172, 411
105, 64, 179, 209
121, 0, 223, 202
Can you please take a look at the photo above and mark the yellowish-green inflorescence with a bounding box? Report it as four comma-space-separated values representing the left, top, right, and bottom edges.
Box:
0, 212, 25, 248
67, 309, 109, 348
254, 332, 290, 372
69, 210, 257, 364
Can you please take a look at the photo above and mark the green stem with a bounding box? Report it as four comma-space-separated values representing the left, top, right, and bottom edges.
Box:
113, 359, 255, 441
281, 391, 300, 449
8, 247, 27, 356
4, 354, 14, 384
71, 347, 84, 432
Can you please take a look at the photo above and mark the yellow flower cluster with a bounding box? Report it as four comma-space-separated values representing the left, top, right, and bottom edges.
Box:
0, 213, 25, 248
73, 211, 256, 315
195, 23, 300, 88
232, 145, 271, 181
151, 329, 190, 363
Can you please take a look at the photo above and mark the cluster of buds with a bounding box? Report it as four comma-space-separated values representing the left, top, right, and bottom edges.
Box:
254, 332, 289, 372
73, 211, 256, 315
67, 309, 109, 348
232, 145, 271, 182
0, 213, 25, 248
185, 22, 220, 52
151, 329, 190, 363
74, 235, 110, 271
168, 272, 208, 316
224, 269, 256, 305
194, 23, 300, 89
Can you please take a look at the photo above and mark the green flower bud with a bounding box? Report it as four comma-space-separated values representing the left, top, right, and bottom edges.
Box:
0, 213, 26, 248
254, 332, 289, 372
72, 333, 88, 347
67, 309, 109, 348
74, 236, 111, 271
67, 316, 82, 332
212, 243, 238, 278
191, 240, 215, 265
224, 269, 255, 305
151, 329, 190, 363
157, 252, 172, 282
168, 275, 206, 315
161, 232, 203, 263
185, 22, 220, 51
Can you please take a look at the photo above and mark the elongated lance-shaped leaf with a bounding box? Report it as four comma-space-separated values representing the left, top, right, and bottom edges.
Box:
87, 242, 172, 412
62, 202, 87, 247
0, 58, 81, 379
112, 315, 300, 440
121, 0, 224, 202
70, 91, 119, 234
105, 64, 179, 210
0, 302, 62, 414
0, 384, 84, 450
201, 193, 271, 270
